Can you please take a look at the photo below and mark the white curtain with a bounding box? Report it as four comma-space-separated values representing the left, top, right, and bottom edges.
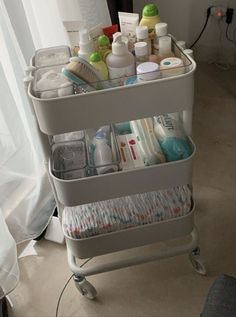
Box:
0, 0, 111, 298
0, 0, 55, 297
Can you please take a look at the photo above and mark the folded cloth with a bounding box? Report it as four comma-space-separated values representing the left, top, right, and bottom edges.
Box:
62, 185, 192, 239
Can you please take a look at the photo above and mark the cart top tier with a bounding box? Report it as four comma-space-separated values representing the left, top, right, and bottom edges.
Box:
28, 38, 196, 135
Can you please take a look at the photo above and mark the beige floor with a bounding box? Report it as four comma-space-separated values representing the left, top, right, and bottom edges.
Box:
10, 63, 236, 317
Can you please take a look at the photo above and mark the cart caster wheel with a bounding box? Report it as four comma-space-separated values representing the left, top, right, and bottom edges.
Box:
189, 248, 207, 276
73, 276, 97, 299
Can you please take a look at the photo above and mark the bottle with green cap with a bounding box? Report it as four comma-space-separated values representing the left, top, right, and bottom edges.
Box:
139, 3, 160, 39
97, 35, 111, 62
89, 52, 109, 80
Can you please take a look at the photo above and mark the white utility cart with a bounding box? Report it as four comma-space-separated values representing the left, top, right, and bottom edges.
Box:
26, 37, 206, 299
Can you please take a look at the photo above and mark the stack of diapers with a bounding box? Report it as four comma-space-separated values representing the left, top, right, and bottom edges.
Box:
62, 185, 192, 239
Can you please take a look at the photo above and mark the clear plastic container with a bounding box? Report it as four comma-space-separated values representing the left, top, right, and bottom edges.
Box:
53, 130, 85, 144
33, 64, 74, 99
35, 46, 71, 68
52, 141, 87, 180
85, 125, 121, 176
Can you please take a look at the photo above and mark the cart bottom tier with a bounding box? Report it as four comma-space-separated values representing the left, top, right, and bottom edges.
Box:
63, 186, 194, 259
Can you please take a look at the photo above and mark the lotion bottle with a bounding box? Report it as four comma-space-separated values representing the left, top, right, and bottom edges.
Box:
106, 33, 135, 84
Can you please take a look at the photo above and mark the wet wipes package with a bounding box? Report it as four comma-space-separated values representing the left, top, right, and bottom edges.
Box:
153, 113, 192, 161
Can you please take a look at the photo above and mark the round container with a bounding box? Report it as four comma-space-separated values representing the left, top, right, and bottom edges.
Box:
137, 62, 160, 82
160, 57, 184, 78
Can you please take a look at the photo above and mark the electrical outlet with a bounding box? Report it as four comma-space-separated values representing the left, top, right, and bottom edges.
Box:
211, 6, 227, 19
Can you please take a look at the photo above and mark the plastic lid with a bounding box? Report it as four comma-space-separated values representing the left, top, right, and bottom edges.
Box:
160, 57, 183, 68
155, 23, 168, 37
79, 29, 90, 44
137, 62, 160, 81
134, 42, 148, 57
90, 52, 102, 62
142, 3, 159, 17
98, 35, 109, 47
112, 32, 128, 55
136, 25, 148, 39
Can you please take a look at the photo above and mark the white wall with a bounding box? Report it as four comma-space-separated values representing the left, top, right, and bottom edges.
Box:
134, 0, 236, 63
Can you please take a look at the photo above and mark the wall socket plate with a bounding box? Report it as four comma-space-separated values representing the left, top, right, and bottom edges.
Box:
211, 6, 227, 19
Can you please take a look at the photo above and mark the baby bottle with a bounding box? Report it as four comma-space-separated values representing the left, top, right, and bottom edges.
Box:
139, 3, 160, 39
89, 52, 109, 80
97, 35, 111, 62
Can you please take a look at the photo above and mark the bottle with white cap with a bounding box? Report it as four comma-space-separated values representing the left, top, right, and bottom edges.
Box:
106, 32, 135, 85
153, 22, 168, 55
136, 25, 151, 55
78, 29, 93, 61
134, 42, 148, 66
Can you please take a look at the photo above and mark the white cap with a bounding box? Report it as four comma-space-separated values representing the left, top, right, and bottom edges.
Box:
137, 62, 160, 81
183, 49, 194, 58
112, 32, 128, 55
134, 42, 148, 57
136, 25, 148, 40
155, 23, 168, 37
79, 29, 90, 44
176, 40, 186, 49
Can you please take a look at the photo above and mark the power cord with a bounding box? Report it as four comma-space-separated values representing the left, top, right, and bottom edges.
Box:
189, 7, 212, 49
55, 257, 93, 317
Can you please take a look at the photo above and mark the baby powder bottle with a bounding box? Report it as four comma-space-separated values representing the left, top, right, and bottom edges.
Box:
134, 42, 148, 66
97, 35, 111, 61
78, 29, 93, 61
136, 25, 152, 55
153, 22, 168, 55
89, 52, 109, 80
106, 33, 135, 85
139, 3, 160, 39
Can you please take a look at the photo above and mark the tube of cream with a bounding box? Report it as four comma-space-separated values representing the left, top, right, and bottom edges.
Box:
89, 23, 103, 50
118, 12, 139, 49
63, 20, 85, 55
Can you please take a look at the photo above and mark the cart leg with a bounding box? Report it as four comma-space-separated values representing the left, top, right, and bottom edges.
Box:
73, 275, 97, 300
189, 247, 207, 275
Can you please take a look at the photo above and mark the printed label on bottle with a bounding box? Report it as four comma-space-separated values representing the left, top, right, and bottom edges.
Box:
108, 65, 135, 86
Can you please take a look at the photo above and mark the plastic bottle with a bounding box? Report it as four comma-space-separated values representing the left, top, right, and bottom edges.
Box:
156, 36, 174, 63
139, 3, 160, 39
153, 22, 168, 55
78, 29, 93, 61
89, 52, 109, 80
136, 25, 151, 55
106, 33, 135, 84
134, 42, 148, 66
93, 138, 118, 175
97, 35, 111, 62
